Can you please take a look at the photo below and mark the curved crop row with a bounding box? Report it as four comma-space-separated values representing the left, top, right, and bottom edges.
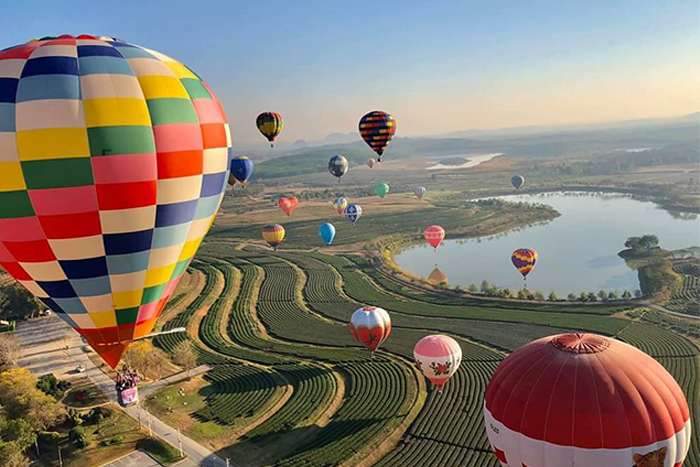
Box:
617, 322, 699, 357
306, 252, 628, 335
196, 364, 284, 425
244, 363, 337, 440
274, 360, 415, 467
376, 361, 501, 467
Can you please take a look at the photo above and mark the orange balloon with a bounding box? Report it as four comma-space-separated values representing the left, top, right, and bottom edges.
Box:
278, 196, 298, 217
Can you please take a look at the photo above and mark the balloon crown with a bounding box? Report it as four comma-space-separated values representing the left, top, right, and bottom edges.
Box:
551, 333, 610, 354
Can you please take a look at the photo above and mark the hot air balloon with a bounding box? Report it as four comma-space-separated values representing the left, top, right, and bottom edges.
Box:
278, 196, 298, 217
262, 224, 285, 249
345, 204, 362, 225
367, 158, 376, 169
230, 155, 254, 186
374, 183, 390, 199
333, 197, 347, 216
256, 111, 283, 147
484, 333, 691, 467
0, 35, 232, 368
424, 226, 445, 250
511, 175, 525, 190
359, 111, 396, 162
350, 306, 391, 358
511, 248, 537, 286
427, 267, 447, 285
415, 187, 426, 201
319, 223, 336, 246
328, 155, 349, 181
414, 335, 462, 394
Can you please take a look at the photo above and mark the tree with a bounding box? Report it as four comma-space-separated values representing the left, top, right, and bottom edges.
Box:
608, 291, 619, 301
567, 293, 577, 301
480, 280, 490, 293
579, 292, 588, 302
123, 341, 170, 381
598, 290, 608, 302
0, 334, 20, 369
0, 285, 41, 321
624, 235, 659, 252
534, 291, 545, 301
634, 289, 643, 298
548, 291, 558, 302
517, 289, 529, 299
622, 290, 632, 300
467, 284, 478, 293
0, 368, 66, 431
587, 292, 598, 302
500, 288, 512, 298
173, 340, 198, 377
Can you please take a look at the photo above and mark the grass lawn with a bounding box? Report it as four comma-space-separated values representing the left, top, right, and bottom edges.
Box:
38, 407, 184, 467
144, 376, 243, 451
62, 379, 109, 408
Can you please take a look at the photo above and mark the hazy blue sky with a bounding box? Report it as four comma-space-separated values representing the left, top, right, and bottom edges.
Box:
2, 0, 699, 144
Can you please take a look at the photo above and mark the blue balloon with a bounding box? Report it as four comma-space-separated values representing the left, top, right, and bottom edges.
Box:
319, 222, 336, 245
230, 155, 254, 185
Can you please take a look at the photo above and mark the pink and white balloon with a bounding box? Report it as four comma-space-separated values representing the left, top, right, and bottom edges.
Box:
413, 335, 462, 393
350, 306, 392, 357
415, 186, 426, 200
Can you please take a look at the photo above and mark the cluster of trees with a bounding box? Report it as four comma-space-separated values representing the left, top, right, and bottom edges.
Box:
624, 235, 660, 252
460, 280, 639, 302
121, 340, 196, 380
0, 284, 42, 321
0, 365, 67, 467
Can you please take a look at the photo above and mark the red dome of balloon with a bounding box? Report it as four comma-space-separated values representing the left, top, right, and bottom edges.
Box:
484, 333, 691, 467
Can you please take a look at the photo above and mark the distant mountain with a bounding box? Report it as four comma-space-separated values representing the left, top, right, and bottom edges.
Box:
428, 112, 700, 140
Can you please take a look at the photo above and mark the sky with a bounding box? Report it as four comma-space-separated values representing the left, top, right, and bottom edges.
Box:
2, 0, 699, 145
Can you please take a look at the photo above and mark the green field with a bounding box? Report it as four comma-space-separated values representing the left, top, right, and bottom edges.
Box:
150, 241, 700, 466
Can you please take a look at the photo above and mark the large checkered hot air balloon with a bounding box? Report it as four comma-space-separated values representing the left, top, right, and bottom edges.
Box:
484, 333, 691, 467
0, 35, 232, 368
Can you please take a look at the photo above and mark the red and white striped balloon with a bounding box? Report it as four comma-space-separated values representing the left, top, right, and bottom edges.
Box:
350, 306, 391, 357
413, 335, 462, 393
484, 333, 691, 467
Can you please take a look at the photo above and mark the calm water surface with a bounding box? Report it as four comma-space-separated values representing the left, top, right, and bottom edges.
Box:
395, 192, 700, 296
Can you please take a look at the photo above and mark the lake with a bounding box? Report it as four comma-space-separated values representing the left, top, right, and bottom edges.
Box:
394, 192, 700, 296
426, 153, 502, 170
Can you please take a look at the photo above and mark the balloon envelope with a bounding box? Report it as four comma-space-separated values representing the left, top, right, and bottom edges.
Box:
424, 225, 445, 249
511, 175, 525, 189
511, 248, 537, 278
262, 224, 285, 248
484, 333, 691, 467
328, 155, 349, 179
319, 223, 336, 245
230, 156, 254, 185
345, 204, 362, 224
350, 306, 391, 354
0, 35, 232, 368
367, 158, 376, 169
256, 111, 283, 146
415, 187, 426, 200
278, 196, 298, 217
332, 197, 347, 215
374, 183, 390, 199
413, 335, 462, 391
359, 111, 396, 161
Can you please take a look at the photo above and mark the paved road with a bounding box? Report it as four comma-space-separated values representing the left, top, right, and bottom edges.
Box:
17, 317, 228, 467
643, 302, 700, 321
100, 450, 162, 467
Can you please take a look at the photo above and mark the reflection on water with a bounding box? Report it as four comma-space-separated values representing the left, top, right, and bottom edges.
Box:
395, 192, 700, 296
